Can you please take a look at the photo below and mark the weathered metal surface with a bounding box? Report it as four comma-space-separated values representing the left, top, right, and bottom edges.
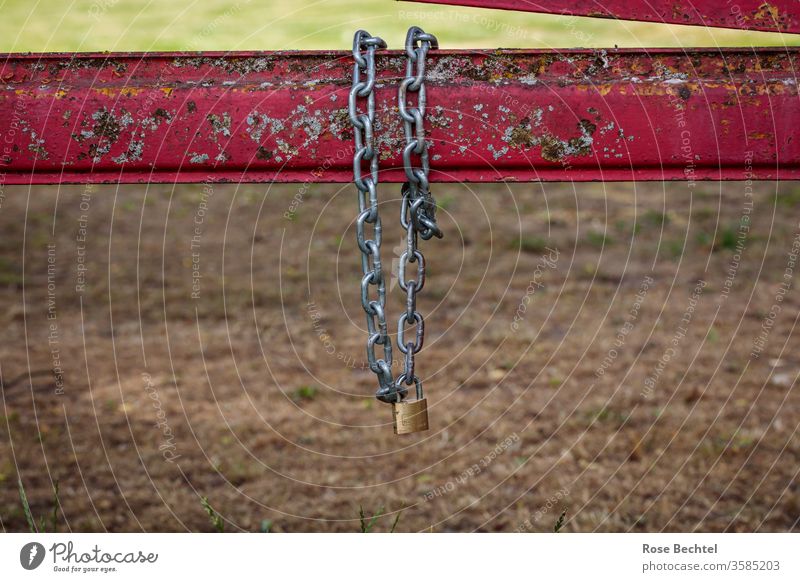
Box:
404, 0, 800, 34
0, 49, 797, 184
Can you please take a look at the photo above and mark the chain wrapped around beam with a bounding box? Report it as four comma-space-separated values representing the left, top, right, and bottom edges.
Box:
348, 27, 441, 433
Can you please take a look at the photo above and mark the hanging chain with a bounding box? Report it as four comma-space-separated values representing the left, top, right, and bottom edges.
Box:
394, 26, 442, 403
349, 30, 400, 402
398, 26, 442, 243
349, 27, 441, 406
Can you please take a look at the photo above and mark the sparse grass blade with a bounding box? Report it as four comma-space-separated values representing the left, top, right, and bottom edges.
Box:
18, 478, 36, 533
200, 496, 225, 533
359, 505, 384, 533
51, 480, 60, 533
553, 509, 568, 533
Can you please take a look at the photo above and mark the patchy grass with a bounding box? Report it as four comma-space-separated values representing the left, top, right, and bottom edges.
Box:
2, 181, 799, 533
359, 505, 401, 533
437, 195, 456, 211
293, 385, 319, 401
643, 210, 672, 227
586, 231, 612, 248
776, 186, 800, 208
695, 231, 713, 249
615, 219, 641, 236
0, 257, 23, 286
703, 432, 757, 456
662, 239, 685, 260
512, 235, 550, 253
1, 0, 794, 52
18, 479, 60, 533
583, 406, 630, 429
715, 224, 744, 252
717, 226, 738, 251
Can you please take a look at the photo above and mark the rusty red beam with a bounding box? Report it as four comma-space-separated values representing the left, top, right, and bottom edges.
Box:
404, 0, 800, 34
0, 49, 797, 184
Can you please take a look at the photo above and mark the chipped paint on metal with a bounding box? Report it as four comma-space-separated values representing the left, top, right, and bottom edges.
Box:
404, 0, 800, 33
0, 49, 798, 184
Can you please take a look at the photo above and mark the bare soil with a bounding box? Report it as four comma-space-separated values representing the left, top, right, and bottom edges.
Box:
1, 180, 799, 532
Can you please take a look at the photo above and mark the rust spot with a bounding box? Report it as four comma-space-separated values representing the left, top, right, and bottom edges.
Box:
506, 117, 596, 161
753, 2, 785, 28
91, 108, 124, 144
174, 56, 276, 75
508, 118, 536, 149
329, 109, 352, 141
579, 119, 597, 136
51, 58, 127, 76
540, 135, 566, 162
206, 112, 232, 138
28, 140, 49, 160
186, 101, 197, 113
256, 146, 273, 160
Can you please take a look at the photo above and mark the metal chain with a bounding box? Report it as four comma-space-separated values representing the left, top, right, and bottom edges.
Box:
349, 27, 441, 406
394, 26, 442, 402
349, 30, 400, 402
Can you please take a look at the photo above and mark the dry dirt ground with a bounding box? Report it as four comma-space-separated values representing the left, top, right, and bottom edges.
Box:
1, 180, 799, 532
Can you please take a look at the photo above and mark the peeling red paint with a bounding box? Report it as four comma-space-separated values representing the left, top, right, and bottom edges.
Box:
0, 49, 797, 184
405, 0, 800, 34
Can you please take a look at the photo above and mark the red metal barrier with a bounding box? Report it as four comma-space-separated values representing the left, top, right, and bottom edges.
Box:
1, 49, 797, 184
403, 0, 800, 34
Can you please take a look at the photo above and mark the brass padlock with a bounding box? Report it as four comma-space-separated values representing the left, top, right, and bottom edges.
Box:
392, 398, 429, 434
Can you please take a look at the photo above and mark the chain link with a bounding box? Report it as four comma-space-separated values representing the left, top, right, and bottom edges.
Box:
349, 27, 441, 406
